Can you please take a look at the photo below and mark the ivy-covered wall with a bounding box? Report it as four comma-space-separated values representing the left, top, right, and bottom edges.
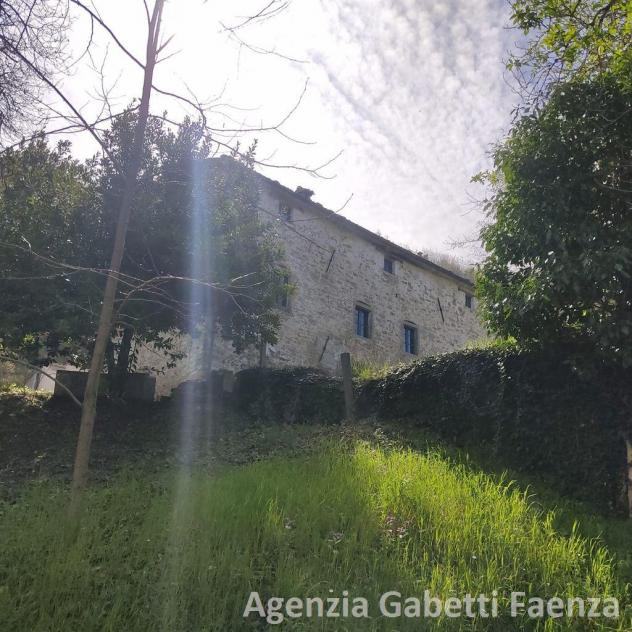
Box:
357, 347, 631, 513
232, 367, 345, 425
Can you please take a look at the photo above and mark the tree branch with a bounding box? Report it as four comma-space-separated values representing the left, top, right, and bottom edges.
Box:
0, 353, 82, 407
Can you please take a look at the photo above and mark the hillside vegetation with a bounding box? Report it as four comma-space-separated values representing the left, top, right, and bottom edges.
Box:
1, 396, 631, 630
2, 387, 632, 630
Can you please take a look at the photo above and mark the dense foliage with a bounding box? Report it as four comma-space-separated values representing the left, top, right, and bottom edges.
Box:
478, 1, 632, 363
0, 118, 287, 386
0, 139, 100, 363
96, 114, 286, 386
357, 345, 631, 513
477, 74, 632, 360
233, 367, 345, 424
509, 0, 632, 105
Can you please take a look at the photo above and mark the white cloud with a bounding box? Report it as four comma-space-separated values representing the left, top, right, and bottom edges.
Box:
61, 0, 519, 261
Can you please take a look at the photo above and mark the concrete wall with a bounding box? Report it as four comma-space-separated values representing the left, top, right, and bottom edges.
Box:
137, 182, 487, 398
0, 361, 61, 391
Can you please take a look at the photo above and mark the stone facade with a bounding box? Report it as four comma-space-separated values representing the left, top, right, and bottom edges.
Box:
137, 172, 486, 397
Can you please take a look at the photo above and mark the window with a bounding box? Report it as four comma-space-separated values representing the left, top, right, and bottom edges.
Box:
355, 305, 370, 338
279, 202, 292, 222
465, 293, 473, 309
383, 257, 394, 274
404, 324, 417, 355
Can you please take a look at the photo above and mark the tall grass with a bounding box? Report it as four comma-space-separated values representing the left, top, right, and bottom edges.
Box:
1, 442, 629, 630
352, 359, 394, 381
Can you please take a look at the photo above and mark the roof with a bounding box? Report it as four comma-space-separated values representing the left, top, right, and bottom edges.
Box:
257, 172, 475, 290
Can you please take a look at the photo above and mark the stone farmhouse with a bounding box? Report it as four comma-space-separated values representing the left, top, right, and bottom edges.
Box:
138, 166, 486, 397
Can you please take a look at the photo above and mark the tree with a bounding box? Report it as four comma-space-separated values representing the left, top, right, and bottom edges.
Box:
478, 0, 632, 361
0, 0, 327, 509
476, 70, 632, 364
509, 0, 632, 106
0, 120, 287, 391
67, 0, 170, 505
0, 138, 101, 365
0, 0, 70, 140
97, 113, 286, 392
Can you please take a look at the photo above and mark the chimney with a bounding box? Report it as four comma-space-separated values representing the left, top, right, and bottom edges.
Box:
295, 186, 314, 200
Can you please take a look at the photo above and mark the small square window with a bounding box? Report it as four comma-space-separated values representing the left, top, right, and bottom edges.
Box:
279, 203, 292, 222
384, 257, 394, 274
355, 305, 370, 338
465, 293, 473, 309
404, 324, 417, 354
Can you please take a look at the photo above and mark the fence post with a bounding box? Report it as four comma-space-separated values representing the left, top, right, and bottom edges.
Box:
340, 352, 355, 421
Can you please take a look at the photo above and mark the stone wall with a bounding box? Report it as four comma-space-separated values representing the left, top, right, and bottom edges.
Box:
136, 178, 487, 398
135, 332, 260, 398
261, 186, 485, 374
232, 367, 344, 425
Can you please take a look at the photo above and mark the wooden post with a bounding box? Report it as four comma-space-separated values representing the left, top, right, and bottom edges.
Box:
340, 352, 355, 421
626, 438, 632, 519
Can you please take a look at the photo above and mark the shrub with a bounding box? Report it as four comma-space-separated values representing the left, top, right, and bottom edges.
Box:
357, 346, 632, 513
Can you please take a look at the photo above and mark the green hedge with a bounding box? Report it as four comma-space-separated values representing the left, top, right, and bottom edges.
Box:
233, 367, 344, 424
177, 350, 630, 512
357, 346, 632, 513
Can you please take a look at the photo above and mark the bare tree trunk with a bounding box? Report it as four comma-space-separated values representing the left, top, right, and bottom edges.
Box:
69, 0, 165, 513
626, 438, 632, 519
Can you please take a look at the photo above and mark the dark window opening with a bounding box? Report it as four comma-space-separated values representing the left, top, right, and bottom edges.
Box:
279, 203, 292, 222
465, 293, 473, 309
404, 324, 417, 355
383, 257, 394, 274
355, 305, 370, 338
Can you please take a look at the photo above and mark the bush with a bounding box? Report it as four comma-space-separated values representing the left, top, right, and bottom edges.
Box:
357, 346, 632, 513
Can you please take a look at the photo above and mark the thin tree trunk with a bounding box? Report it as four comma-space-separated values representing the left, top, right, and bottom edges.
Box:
626, 438, 632, 519
69, 0, 165, 513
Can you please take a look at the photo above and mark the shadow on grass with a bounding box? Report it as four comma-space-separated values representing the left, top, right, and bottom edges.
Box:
1, 439, 630, 631
374, 419, 632, 588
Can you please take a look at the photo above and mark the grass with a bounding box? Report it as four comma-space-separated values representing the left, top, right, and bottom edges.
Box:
2, 387, 631, 630
352, 358, 394, 381
2, 439, 631, 631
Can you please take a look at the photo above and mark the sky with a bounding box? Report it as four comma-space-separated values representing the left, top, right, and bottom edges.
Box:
60, 0, 520, 262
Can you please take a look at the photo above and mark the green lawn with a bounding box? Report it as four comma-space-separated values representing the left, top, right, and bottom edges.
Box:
2, 432, 631, 631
